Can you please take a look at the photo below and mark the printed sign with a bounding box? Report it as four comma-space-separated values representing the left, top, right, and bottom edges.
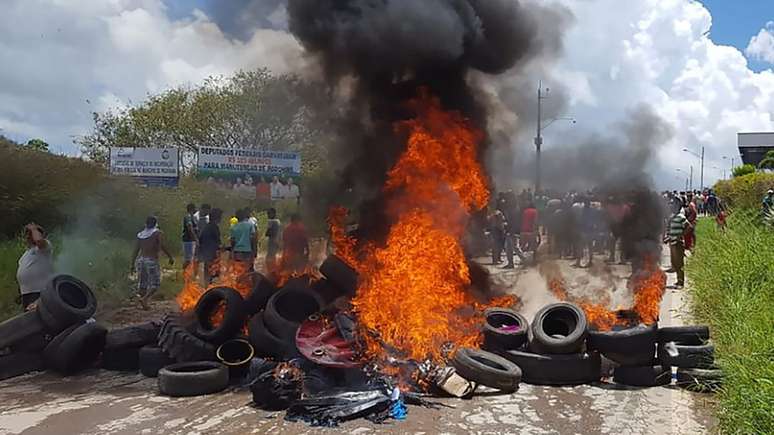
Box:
109, 147, 180, 186
197, 146, 301, 179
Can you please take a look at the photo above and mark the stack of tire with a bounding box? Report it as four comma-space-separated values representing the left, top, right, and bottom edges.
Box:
0, 275, 105, 380
588, 323, 667, 387
658, 326, 721, 392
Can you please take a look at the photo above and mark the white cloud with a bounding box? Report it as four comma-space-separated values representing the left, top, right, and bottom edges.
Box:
0, 0, 303, 153
746, 21, 774, 64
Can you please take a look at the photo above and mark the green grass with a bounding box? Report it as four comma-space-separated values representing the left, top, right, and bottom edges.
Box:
687, 213, 774, 434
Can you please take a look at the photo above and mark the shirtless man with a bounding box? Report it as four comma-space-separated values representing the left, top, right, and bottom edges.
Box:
130, 216, 174, 310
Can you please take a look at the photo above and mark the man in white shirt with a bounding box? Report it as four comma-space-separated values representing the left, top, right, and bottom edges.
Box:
286, 177, 301, 205
16, 223, 54, 311
270, 176, 285, 201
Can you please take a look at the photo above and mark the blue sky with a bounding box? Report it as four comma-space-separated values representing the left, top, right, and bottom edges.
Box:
699, 0, 773, 72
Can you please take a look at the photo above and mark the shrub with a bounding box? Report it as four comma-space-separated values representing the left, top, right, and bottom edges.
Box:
732, 164, 756, 178
713, 172, 774, 209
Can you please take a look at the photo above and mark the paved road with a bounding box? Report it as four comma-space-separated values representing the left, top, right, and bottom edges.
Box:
0, 254, 717, 435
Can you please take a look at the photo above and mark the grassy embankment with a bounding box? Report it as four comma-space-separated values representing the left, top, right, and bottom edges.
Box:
687, 214, 774, 434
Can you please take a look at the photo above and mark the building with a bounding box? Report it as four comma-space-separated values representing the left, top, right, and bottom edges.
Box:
738, 132, 774, 166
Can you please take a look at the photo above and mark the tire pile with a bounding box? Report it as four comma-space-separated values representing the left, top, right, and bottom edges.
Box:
451, 302, 721, 393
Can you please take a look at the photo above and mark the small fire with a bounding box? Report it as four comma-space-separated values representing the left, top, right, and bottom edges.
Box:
333, 91, 509, 362
176, 257, 254, 326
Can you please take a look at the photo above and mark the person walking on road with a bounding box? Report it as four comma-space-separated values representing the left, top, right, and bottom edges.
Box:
684, 192, 698, 251
265, 208, 281, 272
282, 214, 310, 273
664, 200, 690, 289
198, 208, 223, 285
130, 216, 174, 310
16, 223, 54, 312
230, 208, 257, 271
488, 208, 507, 265
182, 203, 199, 272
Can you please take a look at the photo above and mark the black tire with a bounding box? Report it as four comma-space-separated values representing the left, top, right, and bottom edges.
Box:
139, 346, 175, 378
105, 322, 162, 350
658, 343, 715, 369
39, 275, 97, 332
319, 255, 358, 297
0, 310, 46, 349
451, 348, 521, 392
247, 312, 297, 359
658, 325, 710, 345
264, 288, 324, 340
587, 324, 658, 367
192, 287, 247, 345
676, 367, 722, 393
216, 338, 255, 379
482, 308, 528, 352
102, 347, 141, 372
499, 349, 601, 386
243, 274, 277, 316
0, 352, 45, 381
44, 322, 107, 375
11, 330, 52, 353
158, 314, 216, 363
529, 303, 588, 354
613, 364, 672, 387
158, 361, 229, 397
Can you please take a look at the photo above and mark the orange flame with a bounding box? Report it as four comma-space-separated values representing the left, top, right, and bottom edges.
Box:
339, 91, 506, 362
327, 206, 358, 268
176, 257, 254, 327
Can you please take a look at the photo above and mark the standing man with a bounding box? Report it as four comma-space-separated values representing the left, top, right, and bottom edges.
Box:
270, 176, 285, 201
574, 197, 596, 268
684, 192, 698, 251
230, 209, 257, 271
286, 177, 301, 206
130, 216, 174, 310
519, 202, 539, 265
16, 223, 54, 311
282, 214, 309, 273
664, 200, 690, 289
488, 208, 506, 265
265, 208, 281, 272
193, 204, 211, 230
256, 176, 271, 202
197, 208, 223, 285
182, 203, 199, 272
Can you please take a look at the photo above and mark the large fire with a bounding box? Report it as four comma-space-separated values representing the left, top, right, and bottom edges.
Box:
332, 91, 511, 361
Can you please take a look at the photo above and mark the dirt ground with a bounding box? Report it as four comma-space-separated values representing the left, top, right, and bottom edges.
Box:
0, 249, 717, 435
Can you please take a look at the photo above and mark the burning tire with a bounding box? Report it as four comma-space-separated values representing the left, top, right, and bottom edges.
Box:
658, 343, 715, 369
105, 322, 162, 350
216, 338, 255, 379
319, 255, 358, 298
658, 325, 709, 345
158, 314, 216, 363
139, 346, 175, 378
38, 275, 97, 333
157, 361, 229, 397
0, 352, 45, 381
0, 310, 46, 349
264, 288, 325, 340
482, 308, 528, 352
243, 274, 277, 316
248, 312, 298, 360
192, 287, 248, 345
44, 322, 107, 375
528, 303, 588, 354
451, 348, 522, 392
587, 324, 658, 367
613, 364, 672, 387
499, 349, 601, 386
676, 367, 722, 393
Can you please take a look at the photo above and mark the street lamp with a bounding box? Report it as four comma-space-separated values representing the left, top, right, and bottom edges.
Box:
535, 81, 576, 192
676, 166, 694, 191
722, 156, 735, 178
683, 147, 704, 191
712, 165, 726, 180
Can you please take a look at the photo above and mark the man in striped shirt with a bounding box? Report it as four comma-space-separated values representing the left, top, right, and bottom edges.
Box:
664, 199, 690, 288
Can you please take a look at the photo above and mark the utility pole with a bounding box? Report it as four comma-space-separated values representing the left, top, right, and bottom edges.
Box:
535, 82, 544, 193
700, 146, 705, 191
689, 165, 693, 191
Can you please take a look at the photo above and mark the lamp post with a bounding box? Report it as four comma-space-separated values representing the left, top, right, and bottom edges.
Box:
535, 81, 575, 192
713, 165, 725, 180
676, 167, 693, 191
683, 147, 704, 191
722, 156, 735, 178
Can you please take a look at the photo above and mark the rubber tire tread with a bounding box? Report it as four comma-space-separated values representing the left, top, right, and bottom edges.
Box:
139, 345, 175, 378
319, 255, 358, 297
499, 349, 601, 386
101, 347, 141, 371
105, 322, 161, 350
247, 312, 297, 359
0, 310, 47, 349
0, 352, 45, 381
243, 274, 277, 316
658, 325, 709, 345
613, 364, 672, 387
158, 361, 229, 397
587, 324, 658, 367
451, 348, 522, 392
658, 343, 715, 369
529, 303, 588, 355
158, 314, 216, 363
482, 308, 529, 352
192, 287, 247, 345
44, 322, 107, 375
263, 288, 324, 340
39, 275, 97, 332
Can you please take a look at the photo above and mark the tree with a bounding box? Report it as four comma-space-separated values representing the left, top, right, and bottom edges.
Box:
732, 164, 756, 178
24, 138, 50, 152
758, 150, 774, 170
76, 69, 338, 174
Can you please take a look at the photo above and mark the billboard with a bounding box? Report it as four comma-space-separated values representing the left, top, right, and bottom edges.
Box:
109, 147, 180, 187
197, 146, 301, 180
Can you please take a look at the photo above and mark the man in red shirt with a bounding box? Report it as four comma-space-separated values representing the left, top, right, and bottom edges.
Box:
684, 192, 698, 250
282, 214, 310, 273
520, 202, 539, 260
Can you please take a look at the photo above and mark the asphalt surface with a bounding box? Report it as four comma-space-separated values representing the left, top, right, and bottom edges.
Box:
0, 252, 717, 435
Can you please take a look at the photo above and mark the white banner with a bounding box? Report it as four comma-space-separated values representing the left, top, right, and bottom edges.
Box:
109, 147, 179, 178
197, 146, 301, 178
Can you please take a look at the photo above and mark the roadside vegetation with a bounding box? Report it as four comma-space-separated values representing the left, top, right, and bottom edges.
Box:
687, 214, 774, 434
